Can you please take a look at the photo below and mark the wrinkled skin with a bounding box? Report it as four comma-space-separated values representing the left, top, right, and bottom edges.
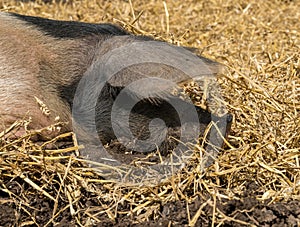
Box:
0, 12, 232, 163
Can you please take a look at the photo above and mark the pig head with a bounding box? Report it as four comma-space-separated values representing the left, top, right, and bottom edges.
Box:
0, 12, 232, 168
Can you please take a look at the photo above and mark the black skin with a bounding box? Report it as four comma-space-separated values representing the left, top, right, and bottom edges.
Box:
11, 13, 129, 38
7, 13, 232, 161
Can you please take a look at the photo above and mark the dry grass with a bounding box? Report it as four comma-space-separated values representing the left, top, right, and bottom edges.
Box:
0, 0, 299, 225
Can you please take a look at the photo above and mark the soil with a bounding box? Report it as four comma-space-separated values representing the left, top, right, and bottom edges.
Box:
1, 180, 299, 226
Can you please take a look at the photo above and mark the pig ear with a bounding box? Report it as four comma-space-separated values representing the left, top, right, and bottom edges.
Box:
105, 60, 221, 105
194, 55, 224, 75
106, 63, 188, 104
102, 41, 222, 87
182, 46, 224, 75
90, 40, 223, 103
106, 56, 223, 89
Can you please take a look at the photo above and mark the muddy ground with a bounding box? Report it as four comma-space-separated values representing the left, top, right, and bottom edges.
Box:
1, 173, 300, 226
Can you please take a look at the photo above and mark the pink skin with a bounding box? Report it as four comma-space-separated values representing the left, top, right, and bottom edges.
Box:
0, 14, 75, 139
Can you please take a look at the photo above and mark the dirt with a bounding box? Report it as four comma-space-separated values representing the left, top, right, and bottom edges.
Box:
1, 180, 299, 226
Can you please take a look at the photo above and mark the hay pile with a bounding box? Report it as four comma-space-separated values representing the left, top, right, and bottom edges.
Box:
0, 0, 299, 226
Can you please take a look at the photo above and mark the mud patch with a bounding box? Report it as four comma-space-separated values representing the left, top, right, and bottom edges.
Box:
1, 180, 300, 226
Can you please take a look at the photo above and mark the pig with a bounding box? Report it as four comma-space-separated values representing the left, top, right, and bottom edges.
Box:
0, 12, 232, 168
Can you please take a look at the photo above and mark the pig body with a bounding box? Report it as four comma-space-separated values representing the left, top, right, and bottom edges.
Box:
0, 12, 232, 163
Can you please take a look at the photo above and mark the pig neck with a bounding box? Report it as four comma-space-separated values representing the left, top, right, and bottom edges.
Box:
47, 35, 114, 106
55, 35, 139, 107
